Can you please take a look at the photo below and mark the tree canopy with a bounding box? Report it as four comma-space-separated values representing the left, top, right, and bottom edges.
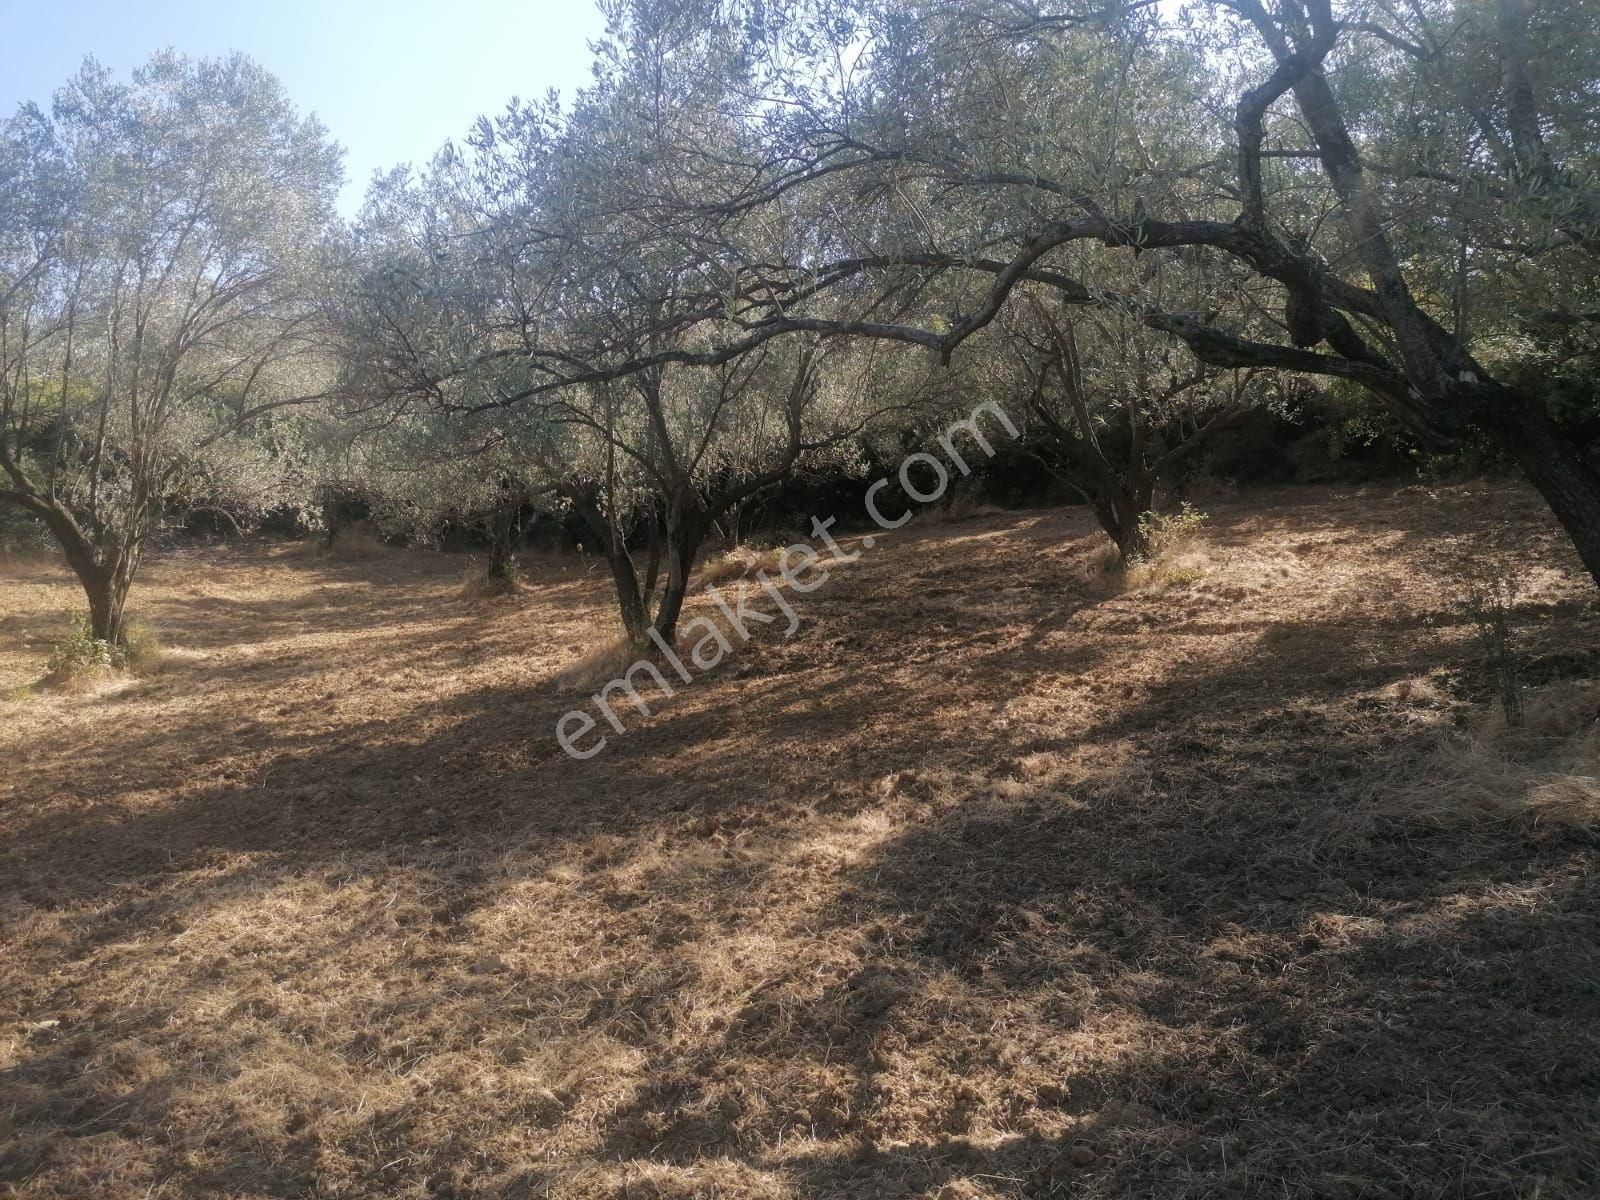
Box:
6, 0, 1600, 643
0, 52, 342, 643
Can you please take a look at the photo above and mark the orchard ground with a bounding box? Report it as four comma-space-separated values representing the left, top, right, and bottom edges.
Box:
2, 482, 1598, 1199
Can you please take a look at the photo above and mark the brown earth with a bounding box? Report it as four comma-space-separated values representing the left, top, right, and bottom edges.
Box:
1, 482, 1597, 1199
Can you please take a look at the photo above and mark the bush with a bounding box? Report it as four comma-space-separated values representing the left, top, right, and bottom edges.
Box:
44, 613, 162, 682
47, 612, 119, 678
1138, 501, 1210, 558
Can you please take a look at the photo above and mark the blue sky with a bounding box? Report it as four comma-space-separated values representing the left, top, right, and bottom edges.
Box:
3, 0, 607, 215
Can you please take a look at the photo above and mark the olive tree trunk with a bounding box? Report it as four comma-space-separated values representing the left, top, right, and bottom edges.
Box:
1487, 387, 1600, 586
31, 499, 141, 647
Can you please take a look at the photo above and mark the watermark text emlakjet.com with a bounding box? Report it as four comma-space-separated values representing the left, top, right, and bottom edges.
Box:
556, 401, 1019, 760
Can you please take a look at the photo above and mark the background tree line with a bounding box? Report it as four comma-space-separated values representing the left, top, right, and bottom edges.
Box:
3, 0, 1597, 649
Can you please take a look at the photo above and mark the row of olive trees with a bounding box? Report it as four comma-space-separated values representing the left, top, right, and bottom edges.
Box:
706, 0, 1600, 572
327, 0, 1292, 640
0, 45, 937, 650
6, 0, 1598, 652
329, 12, 945, 644
340, 0, 1600, 610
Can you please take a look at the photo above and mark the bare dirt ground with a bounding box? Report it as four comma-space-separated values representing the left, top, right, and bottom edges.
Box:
2, 482, 1598, 1200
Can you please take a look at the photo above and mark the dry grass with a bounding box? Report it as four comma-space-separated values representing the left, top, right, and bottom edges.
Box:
325, 524, 392, 560
1353, 679, 1600, 836
918, 496, 1005, 527
26, 616, 168, 696
2, 483, 1598, 1199
457, 557, 525, 600
693, 545, 781, 589
1120, 541, 1214, 593
552, 630, 649, 691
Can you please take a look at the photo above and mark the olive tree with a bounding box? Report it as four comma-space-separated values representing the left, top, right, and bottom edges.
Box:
1003, 297, 1266, 561
331, 401, 546, 588
338, 4, 909, 646
0, 53, 341, 646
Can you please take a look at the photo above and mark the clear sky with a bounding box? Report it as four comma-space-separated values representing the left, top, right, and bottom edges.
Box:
2, 0, 607, 216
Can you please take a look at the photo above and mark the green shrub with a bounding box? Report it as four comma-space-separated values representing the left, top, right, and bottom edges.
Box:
47, 613, 120, 678
45, 613, 161, 679
1139, 501, 1210, 558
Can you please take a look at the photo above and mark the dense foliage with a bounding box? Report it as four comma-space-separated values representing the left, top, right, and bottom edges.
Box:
3, 0, 1598, 646
0, 53, 341, 640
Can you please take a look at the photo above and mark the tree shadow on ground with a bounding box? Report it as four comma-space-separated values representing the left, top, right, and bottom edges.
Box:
573, 580, 1600, 1195
4, 483, 1598, 1198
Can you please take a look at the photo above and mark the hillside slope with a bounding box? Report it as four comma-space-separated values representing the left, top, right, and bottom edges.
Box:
2, 483, 1598, 1199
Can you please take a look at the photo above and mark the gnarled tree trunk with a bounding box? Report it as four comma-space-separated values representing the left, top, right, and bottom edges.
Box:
567, 484, 709, 649
1090, 471, 1156, 564
1483, 385, 1600, 585
482, 483, 527, 593
28, 499, 140, 648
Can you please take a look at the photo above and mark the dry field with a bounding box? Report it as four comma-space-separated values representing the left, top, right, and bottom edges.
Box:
2, 483, 1598, 1199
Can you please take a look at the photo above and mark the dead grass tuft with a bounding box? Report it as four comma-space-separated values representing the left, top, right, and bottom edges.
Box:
553, 631, 649, 690
36, 616, 165, 691
458, 557, 524, 599
121, 619, 165, 675
326, 524, 391, 560
919, 496, 1004, 526
1116, 534, 1221, 594
35, 659, 120, 693
1355, 680, 1600, 835
694, 545, 780, 589
1078, 538, 1126, 583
